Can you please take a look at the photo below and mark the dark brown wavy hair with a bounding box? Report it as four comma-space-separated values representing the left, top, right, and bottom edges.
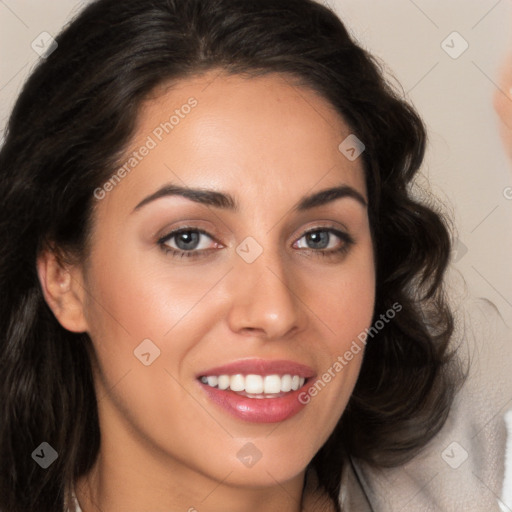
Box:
0, 0, 464, 510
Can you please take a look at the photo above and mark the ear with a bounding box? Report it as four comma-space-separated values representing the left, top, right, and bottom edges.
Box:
36, 248, 89, 333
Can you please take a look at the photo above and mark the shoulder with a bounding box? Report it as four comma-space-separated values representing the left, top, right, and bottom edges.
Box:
338, 457, 373, 511
350, 297, 512, 511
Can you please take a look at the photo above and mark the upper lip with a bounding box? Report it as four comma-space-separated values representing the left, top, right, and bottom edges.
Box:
197, 359, 316, 379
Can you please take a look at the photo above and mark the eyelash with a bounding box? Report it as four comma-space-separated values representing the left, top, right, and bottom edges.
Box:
158, 225, 355, 261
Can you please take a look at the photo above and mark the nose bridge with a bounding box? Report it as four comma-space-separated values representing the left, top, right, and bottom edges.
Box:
226, 240, 304, 339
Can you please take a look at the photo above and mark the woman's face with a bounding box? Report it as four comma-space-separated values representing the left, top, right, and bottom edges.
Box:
70, 71, 375, 493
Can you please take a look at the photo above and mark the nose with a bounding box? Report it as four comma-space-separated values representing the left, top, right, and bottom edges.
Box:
225, 248, 306, 340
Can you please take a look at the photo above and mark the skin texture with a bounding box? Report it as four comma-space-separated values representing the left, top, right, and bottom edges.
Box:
37, 71, 376, 512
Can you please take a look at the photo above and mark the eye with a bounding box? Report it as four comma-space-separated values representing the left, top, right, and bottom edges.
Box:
158, 228, 219, 258
296, 230, 335, 250
293, 227, 354, 257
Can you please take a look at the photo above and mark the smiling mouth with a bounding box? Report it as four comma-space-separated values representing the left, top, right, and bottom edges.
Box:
198, 373, 307, 398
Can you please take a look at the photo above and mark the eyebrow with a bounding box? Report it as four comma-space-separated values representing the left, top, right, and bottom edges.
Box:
132, 183, 367, 213
295, 185, 367, 211
133, 184, 235, 212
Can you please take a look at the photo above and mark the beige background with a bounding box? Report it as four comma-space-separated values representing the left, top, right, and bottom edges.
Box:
1, 0, 512, 325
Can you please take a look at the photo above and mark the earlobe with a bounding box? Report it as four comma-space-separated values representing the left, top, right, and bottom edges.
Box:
36, 249, 89, 333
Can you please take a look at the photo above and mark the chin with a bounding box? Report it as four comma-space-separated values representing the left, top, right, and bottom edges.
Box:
218, 446, 314, 488
224, 465, 308, 489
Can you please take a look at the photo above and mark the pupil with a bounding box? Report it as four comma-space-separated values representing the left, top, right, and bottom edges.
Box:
307, 231, 329, 249
176, 231, 199, 250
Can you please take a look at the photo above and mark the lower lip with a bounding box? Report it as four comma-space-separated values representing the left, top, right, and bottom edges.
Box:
199, 381, 309, 423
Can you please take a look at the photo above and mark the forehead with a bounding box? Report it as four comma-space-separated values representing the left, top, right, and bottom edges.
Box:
106, 71, 366, 212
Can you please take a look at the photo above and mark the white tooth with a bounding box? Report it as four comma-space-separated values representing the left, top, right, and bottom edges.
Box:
207, 376, 218, 387
230, 374, 245, 392
264, 375, 282, 394
210, 373, 305, 394
281, 374, 292, 392
218, 375, 230, 390
245, 374, 263, 394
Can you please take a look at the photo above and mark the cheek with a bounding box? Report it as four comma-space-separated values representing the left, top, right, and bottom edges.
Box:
81, 241, 235, 407
299, 242, 375, 406
303, 242, 376, 344
85, 242, 227, 342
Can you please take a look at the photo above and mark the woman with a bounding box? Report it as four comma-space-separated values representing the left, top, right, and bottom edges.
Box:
0, 0, 462, 510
